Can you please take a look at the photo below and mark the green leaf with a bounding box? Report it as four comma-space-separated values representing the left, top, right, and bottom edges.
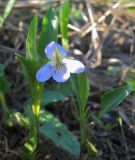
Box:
15, 53, 41, 83
37, 8, 58, 61
0, 63, 4, 76
26, 14, 38, 61
60, 0, 69, 49
57, 80, 72, 96
40, 112, 80, 156
87, 140, 98, 155
77, 72, 90, 108
99, 85, 132, 119
20, 105, 80, 156
70, 73, 90, 107
45, 8, 58, 43
127, 6, 135, 10
70, 73, 90, 146
37, 16, 48, 61
24, 127, 37, 154
127, 80, 135, 92
69, 75, 79, 97
0, 76, 10, 93
70, 10, 82, 19
15, 53, 44, 115
41, 90, 66, 106
22, 103, 80, 156
13, 112, 30, 127
23, 89, 68, 110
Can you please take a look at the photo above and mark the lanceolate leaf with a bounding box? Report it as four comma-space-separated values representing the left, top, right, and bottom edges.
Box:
60, 0, 69, 49
15, 53, 41, 84
26, 14, 38, 61
37, 16, 48, 61
45, 8, 58, 44
77, 72, 90, 108
127, 80, 135, 92
40, 111, 80, 156
15, 53, 44, 113
37, 8, 58, 62
76, 72, 90, 145
70, 73, 90, 108
23, 89, 67, 109
21, 104, 80, 156
69, 75, 78, 97
24, 127, 37, 154
41, 90, 65, 106
87, 140, 98, 155
99, 85, 132, 119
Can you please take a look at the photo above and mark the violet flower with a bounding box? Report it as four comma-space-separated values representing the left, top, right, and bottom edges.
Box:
36, 41, 85, 83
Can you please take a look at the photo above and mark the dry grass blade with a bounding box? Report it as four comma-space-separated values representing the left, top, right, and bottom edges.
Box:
80, 2, 120, 37
0, 0, 60, 8
0, 0, 16, 29
85, 0, 102, 67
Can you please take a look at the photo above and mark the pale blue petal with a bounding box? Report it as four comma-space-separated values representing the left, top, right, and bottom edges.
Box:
45, 41, 67, 59
63, 58, 85, 73
45, 41, 56, 59
55, 42, 67, 57
52, 66, 70, 82
36, 62, 53, 82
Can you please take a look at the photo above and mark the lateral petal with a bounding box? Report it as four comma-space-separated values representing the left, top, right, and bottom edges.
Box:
63, 58, 85, 73
36, 62, 53, 82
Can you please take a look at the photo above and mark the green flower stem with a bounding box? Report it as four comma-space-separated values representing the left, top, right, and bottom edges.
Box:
31, 83, 44, 150
31, 83, 43, 120
32, 102, 40, 149
69, 78, 87, 159
79, 103, 87, 159
32, 102, 40, 117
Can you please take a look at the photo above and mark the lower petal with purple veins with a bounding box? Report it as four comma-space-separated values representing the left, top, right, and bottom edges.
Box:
52, 66, 70, 82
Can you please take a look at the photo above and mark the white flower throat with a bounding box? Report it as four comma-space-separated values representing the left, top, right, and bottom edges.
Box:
51, 48, 65, 73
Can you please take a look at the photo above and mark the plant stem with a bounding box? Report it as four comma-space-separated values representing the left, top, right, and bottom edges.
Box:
0, 91, 11, 125
118, 116, 130, 160
79, 103, 87, 160
69, 76, 88, 159
32, 102, 40, 145
31, 83, 44, 151
24, 83, 43, 159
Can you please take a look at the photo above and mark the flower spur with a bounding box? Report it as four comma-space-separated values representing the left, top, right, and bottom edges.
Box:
36, 41, 85, 83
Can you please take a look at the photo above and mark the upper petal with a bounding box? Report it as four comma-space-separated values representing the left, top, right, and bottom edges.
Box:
55, 42, 67, 57
45, 41, 67, 59
52, 66, 70, 83
63, 58, 85, 73
36, 62, 53, 82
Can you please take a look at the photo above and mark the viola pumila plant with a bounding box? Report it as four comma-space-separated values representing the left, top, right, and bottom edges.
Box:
14, 1, 90, 158
1, 1, 134, 160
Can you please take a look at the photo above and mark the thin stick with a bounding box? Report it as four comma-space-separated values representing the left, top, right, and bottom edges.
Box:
85, 0, 102, 67
80, 2, 120, 37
